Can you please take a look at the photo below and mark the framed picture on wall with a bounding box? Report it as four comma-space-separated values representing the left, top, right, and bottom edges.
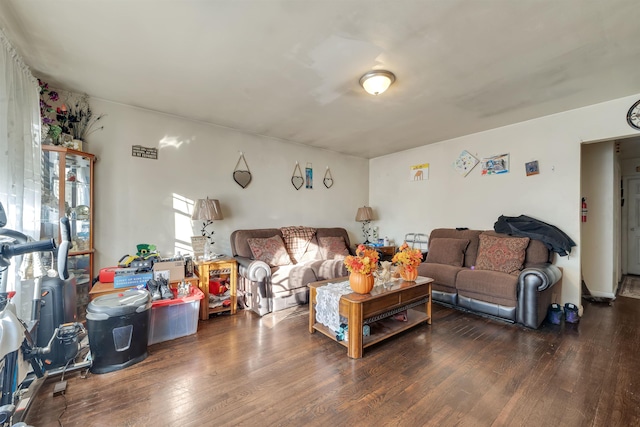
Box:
409, 163, 429, 181
453, 150, 479, 176
525, 160, 539, 176
481, 153, 509, 175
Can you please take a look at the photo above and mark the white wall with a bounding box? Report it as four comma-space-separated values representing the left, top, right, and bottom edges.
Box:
370, 94, 640, 306
581, 141, 616, 298
85, 99, 369, 269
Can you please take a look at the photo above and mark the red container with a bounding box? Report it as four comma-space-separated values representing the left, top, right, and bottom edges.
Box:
98, 266, 120, 283
151, 286, 203, 307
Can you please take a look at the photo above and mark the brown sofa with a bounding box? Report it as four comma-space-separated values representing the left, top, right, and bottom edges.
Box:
417, 228, 562, 328
230, 227, 352, 316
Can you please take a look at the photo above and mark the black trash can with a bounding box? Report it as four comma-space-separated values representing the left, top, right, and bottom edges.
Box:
86, 289, 151, 374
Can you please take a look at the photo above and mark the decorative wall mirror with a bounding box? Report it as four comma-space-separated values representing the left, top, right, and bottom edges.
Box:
323, 167, 334, 188
291, 162, 304, 190
233, 152, 252, 189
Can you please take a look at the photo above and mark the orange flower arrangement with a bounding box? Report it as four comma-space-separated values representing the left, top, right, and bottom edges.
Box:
344, 244, 380, 275
392, 242, 423, 274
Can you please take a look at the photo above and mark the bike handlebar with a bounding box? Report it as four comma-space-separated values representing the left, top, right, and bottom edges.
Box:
1, 239, 56, 259
58, 217, 71, 280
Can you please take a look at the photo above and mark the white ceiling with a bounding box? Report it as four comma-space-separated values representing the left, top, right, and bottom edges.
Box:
1, 0, 640, 159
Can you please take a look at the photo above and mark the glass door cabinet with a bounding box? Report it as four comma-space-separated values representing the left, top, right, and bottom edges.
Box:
41, 145, 95, 321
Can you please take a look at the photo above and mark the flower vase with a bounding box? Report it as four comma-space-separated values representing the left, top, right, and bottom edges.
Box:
349, 272, 374, 294
71, 139, 84, 151
40, 124, 50, 143
399, 266, 418, 282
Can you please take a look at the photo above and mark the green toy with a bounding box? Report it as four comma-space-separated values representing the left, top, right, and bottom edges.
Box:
136, 244, 158, 258
118, 244, 160, 268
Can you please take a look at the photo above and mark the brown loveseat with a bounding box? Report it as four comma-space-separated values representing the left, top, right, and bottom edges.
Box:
417, 228, 562, 328
230, 227, 352, 316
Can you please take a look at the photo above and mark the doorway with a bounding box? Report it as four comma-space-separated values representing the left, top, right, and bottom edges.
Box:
627, 177, 640, 275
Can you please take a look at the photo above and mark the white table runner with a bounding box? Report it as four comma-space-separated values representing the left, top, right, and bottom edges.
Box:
315, 280, 351, 332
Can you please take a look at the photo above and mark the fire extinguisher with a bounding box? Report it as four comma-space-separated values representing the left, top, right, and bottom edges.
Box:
581, 197, 588, 223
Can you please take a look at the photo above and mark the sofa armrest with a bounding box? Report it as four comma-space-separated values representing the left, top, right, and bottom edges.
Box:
234, 256, 271, 282
520, 263, 562, 291
517, 263, 562, 328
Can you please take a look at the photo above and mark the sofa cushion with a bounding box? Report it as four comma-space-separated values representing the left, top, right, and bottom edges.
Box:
270, 264, 318, 294
231, 229, 282, 259
304, 259, 348, 280
456, 269, 518, 305
482, 230, 551, 266
295, 228, 352, 263
425, 238, 470, 267
418, 262, 463, 293
280, 226, 317, 263
429, 229, 483, 267
247, 235, 293, 267
475, 234, 530, 275
318, 236, 350, 260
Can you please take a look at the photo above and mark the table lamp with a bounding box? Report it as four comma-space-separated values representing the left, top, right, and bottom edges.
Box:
192, 197, 223, 258
355, 206, 374, 244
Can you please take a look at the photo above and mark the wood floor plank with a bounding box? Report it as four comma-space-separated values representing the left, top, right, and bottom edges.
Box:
24, 296, 640, 427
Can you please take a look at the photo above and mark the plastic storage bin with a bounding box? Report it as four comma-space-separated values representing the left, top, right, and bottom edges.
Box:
86, 289, 151, 374
148, 287, 204, 345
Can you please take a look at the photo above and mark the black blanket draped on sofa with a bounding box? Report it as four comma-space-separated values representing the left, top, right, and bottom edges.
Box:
494, 215, 576, 257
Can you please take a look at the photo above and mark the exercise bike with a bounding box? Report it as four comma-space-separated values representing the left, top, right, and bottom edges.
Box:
0, 201, 89, 426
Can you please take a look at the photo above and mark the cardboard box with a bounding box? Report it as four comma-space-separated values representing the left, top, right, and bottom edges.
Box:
153, 260, 185, 282
113, 271, 153, 289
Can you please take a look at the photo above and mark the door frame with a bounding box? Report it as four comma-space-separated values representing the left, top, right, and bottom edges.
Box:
622, 175, 640, 276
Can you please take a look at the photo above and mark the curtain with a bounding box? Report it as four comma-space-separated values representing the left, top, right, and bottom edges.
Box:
0, 28, 42, 291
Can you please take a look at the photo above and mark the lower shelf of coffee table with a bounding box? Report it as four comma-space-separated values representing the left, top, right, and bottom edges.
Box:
312, 307, 430, 349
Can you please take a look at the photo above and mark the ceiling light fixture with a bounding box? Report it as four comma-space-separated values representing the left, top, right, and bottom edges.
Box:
359, 70, 396, 95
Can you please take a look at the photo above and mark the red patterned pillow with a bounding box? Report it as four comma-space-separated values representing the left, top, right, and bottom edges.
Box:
247, 235, 292, 267
318, 236, 350, 260
475, 234, 530, 275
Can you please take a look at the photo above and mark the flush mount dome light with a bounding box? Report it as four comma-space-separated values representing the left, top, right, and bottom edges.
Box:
359, 70, 396, 95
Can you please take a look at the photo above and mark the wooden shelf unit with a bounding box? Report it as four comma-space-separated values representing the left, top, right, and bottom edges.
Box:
312, 308, 430, 350
195, 258, 238, 320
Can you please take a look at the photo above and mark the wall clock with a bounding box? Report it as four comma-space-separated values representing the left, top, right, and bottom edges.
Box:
627, 99, 640, 130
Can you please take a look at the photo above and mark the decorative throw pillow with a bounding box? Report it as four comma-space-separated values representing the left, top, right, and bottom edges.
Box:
318, 236, 350, 260
247, 235, 292, 267
280, 226, 317, 262
475, 234, 530, 275
425, 238, 470, 267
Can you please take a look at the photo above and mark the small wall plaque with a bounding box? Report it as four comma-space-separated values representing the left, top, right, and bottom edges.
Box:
525, 160, 540, 176
132, 145, 158, 160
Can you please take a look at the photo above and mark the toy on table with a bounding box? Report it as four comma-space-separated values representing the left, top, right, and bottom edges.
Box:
118, 243, 160, 270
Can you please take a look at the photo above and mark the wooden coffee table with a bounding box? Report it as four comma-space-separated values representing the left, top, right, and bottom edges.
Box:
308, 276, 433, 359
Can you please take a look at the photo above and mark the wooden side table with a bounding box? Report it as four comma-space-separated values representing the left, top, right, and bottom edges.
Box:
195, 258, 238, 320
357, 244, 396, 262
89, 277, 199, 301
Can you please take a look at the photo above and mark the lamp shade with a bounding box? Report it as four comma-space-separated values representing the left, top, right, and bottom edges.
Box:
359, 70, 396, 95
355, 206, 373, 222
192, 198, 223, 221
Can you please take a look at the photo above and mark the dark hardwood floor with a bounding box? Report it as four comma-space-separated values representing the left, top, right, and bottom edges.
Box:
26, 295, 640, 427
